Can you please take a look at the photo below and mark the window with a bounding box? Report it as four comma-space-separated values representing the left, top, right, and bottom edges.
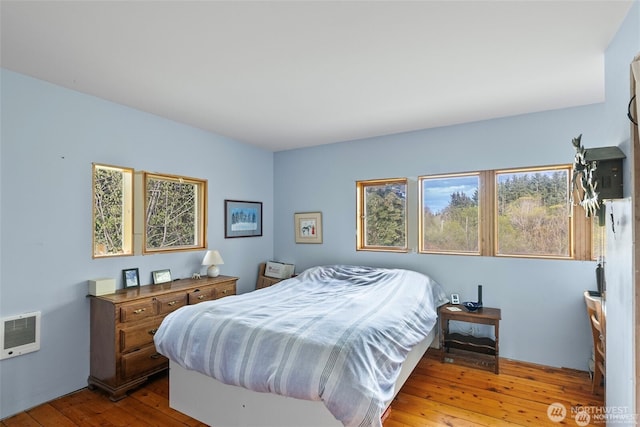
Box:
93, 164, 133, 258
419, 173, 480, 254
416, 164, 591, 260
356, 178, 407, 251
495, 167, 571, 257
143, 172, 207, 253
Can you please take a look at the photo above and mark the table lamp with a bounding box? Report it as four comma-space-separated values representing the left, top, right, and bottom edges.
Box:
202, 250, 224, 277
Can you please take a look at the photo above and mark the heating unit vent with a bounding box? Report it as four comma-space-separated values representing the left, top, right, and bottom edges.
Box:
0, 311, 41, 360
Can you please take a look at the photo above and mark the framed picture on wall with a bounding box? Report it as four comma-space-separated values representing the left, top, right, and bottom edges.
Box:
122, 268, 140, 288
294, 212, 323, 244
225, 200, 263, 238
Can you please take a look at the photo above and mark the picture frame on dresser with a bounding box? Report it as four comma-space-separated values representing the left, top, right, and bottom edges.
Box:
152, 269, 172, 284
122, 268, 140, 288
224, 199, 263, 238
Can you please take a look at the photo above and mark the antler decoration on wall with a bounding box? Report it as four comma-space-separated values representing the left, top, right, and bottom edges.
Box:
571, 134, 599, 217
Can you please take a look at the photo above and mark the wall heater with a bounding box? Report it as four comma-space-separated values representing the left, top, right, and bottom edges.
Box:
0, 311, 41, 360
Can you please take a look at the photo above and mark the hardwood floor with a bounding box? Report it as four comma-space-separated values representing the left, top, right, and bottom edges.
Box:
386, 350, 604, 426
2, 349, 603, 427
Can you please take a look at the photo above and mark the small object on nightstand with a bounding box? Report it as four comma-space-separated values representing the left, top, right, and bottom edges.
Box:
265, 261, 295, 279
462, 301, 482, 312
451, 294, 460, 304
461, 285, 483, 311
256, 263, 293, 289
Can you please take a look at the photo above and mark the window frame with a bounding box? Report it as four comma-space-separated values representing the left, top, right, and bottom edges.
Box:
493, 165, 574, 259
141, 171, 208, 254
418, 172, 482, 255
92, 163, 134, 258
415, 164, 592, 260
356, 178, 408, 252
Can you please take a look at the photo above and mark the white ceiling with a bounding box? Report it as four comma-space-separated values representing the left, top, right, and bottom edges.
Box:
1, 1, 634, 152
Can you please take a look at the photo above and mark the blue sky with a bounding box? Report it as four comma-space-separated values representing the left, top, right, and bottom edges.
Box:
422, 175, 478, 213
422, 170, 566, 213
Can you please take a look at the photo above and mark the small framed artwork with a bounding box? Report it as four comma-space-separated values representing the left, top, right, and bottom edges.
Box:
225, 200, 263, 238
294, 212, 323, 244
122, 268, 140, 288
152, 269, 172, 284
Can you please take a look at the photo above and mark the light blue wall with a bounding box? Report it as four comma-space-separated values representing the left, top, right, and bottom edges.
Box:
273, 0, 639, 377
0, 69, 274, 418
1, 1, 637, 419
602, 0, 639, 419
605, 0, 639, 190
274, 105, 604, 371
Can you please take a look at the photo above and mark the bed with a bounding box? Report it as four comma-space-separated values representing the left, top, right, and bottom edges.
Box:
154, 265, 448, 427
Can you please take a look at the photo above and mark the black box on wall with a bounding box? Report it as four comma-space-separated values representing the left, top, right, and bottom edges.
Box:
584, 146, 625, 200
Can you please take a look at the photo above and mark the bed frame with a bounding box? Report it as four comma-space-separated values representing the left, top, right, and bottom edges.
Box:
169, 327, 436, 426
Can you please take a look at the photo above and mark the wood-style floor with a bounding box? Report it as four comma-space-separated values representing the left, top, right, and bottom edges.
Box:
2, 349, 603, 427
386, 350, 603, 426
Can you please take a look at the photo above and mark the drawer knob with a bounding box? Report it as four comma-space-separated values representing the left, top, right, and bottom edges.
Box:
149, 328, 158, 335
150, 353, 162, 359
133, 308, 146, 314
167, 301, 177, 306
197, 295, 205, 300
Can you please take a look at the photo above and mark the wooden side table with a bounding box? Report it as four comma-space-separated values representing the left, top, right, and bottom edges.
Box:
439, 304, 501, 373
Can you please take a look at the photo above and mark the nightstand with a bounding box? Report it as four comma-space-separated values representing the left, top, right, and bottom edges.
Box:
256, 263, 292, 289
439, 304, 501, 374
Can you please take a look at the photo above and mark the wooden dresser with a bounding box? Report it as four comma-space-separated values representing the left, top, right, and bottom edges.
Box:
88, 275, 237, 400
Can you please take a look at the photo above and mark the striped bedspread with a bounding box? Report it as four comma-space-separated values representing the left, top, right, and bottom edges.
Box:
154, 265, 448, 427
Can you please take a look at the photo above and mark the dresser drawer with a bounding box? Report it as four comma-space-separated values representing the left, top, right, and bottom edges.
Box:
215, 282, 236, 299
120, 301, 156, 323
188, 287, 216, 304
156, 293, 188, 315
120, 320, 162, 353
120, 345, 167, 379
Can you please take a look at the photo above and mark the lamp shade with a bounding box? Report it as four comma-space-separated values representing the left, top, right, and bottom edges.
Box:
202, 250, 224, 266
202, 250, 224, 277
